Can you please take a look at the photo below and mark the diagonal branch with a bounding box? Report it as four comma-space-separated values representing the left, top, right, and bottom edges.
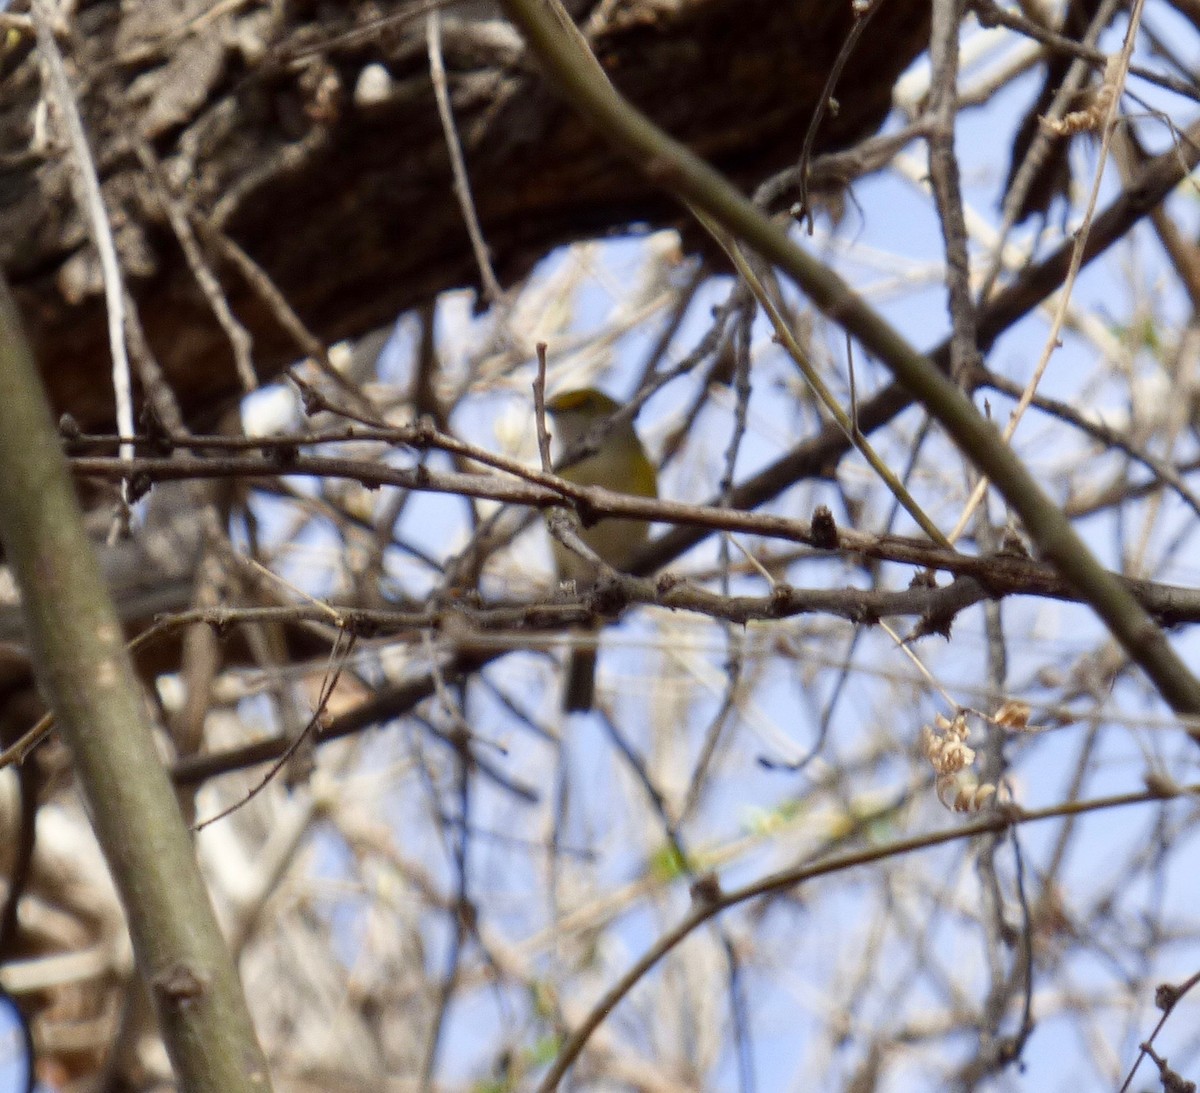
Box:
0, 276, 272, 1091
495, 0, 1200, 719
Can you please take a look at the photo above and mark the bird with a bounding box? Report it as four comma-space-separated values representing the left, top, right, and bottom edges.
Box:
546, 388, 657, 712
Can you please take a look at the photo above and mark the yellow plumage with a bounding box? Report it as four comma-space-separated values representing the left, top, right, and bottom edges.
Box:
547, 389, 657, 712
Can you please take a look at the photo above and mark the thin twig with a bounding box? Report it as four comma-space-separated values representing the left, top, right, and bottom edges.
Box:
193, 629, 355, 831
534, 784, 1198, 1091
794, 0, 884, 229
949, 1, 1149, 544
31, 4, 134, 477
204, 226, 375, 410
976, 0, 1124, 304
428, 9, 503, 302
712, 226, 950, 547
130, 137, 257, 392
927, 0, 979, 383
533, 342, 553, 474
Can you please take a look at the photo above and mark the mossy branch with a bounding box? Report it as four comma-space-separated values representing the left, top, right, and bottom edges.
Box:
0, 277, 273, 1092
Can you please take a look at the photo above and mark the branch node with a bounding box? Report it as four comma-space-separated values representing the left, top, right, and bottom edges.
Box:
689, 872, 722, 906
152, 962, 210, 1010
810, 505, 838, 549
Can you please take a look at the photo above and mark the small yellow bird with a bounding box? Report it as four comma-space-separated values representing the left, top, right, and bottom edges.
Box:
546, 389, 657, 712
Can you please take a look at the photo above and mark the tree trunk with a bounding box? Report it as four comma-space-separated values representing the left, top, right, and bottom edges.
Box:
1, 0, 929, 429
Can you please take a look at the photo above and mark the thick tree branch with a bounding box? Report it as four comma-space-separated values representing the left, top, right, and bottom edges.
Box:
2, 0, 930, 430
0, 278, 271, 1091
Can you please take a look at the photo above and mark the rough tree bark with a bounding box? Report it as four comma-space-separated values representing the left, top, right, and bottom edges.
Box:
1, 0, 929, 430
